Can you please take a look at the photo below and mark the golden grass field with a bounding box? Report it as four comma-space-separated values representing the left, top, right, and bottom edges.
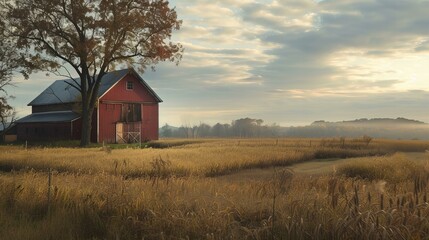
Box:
0, 138, 429, 239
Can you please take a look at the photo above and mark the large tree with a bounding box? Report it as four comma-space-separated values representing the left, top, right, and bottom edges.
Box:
0, 11, 22, 141
0, 96, 16, 142
1, 0, 182, 146
0, 10, 24, 93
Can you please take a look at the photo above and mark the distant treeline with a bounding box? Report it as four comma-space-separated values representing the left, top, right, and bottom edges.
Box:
160, 117, 429, 140
160, 118, 282, 138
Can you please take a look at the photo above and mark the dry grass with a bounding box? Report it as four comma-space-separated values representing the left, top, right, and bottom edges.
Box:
0, 144, 310, 177
337, 153, 426, 183
0, 138, 428, 239
2, 170, 429, 239
1, 137, 414, 178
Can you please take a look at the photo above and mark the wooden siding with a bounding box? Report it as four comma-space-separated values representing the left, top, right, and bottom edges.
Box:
16, 112, 95, 142
72, 118, 82, 140
91, 110, 97, 142
17, 122, 72, 141
4, 135, 17, 142
142, 103, 159, 140
98, 103, 122, 143
32, 103, 76, 113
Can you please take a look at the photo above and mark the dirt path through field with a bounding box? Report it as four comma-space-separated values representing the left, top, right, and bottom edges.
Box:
217, 152, 429, 182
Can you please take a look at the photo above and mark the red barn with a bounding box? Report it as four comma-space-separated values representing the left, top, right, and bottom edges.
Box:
16, 68, 162, 143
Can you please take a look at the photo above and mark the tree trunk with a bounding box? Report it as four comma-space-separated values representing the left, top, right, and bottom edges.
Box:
79, 70, 104, 147
80, 85, 97, 147
80, 103, 93, 147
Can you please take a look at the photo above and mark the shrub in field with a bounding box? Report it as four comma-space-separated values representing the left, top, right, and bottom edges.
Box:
376, 139, 429, 152
313, 147, 385, 159
337, 153, 422, 182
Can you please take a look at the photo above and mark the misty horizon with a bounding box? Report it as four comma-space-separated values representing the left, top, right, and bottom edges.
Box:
159, 117, 429, 140
161, 116, 429, 128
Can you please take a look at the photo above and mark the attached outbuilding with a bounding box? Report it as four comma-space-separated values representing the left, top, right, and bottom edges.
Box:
16, 68, 162, 143
0, 123, 17, 142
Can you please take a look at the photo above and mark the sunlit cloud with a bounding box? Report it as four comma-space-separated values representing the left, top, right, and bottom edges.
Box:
8, 0, 429, 126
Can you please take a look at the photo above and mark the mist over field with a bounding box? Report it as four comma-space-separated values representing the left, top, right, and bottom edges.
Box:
160, 117, 429, 140
286, 118, 429, 140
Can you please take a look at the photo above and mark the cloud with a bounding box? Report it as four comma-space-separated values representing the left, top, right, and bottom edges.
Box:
237, 0, 429, 91
142, 0, 429, 125
415, 40, 429, 52
241, 1, 319, 30
8, 0, 429, 127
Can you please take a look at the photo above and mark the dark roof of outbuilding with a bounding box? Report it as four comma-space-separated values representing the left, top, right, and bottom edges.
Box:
15, 111, 80, 123
28, 68, 162, 106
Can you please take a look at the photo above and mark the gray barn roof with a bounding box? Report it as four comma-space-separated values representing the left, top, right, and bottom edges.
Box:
28, 68, 162, 106
16, 111, 80, 123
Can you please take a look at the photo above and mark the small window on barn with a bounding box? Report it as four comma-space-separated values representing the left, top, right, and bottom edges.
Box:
126, 81, 134, 90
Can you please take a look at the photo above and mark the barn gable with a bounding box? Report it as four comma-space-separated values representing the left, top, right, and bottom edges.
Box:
100, 73, 160, 103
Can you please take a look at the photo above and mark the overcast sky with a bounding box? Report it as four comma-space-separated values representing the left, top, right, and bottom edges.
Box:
6, 0, 429, 126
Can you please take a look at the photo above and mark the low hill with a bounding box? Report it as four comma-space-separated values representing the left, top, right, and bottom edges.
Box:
286, 118, 429, 140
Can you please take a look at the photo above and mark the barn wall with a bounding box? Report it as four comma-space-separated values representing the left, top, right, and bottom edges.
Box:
98, 103, 122, 143
71, 118, 82, 140
17, 122, 72, 141
142, 103, 159, 140
91, 110, 98, 143
4, 135, 17, 142
32, 103, 75, 113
